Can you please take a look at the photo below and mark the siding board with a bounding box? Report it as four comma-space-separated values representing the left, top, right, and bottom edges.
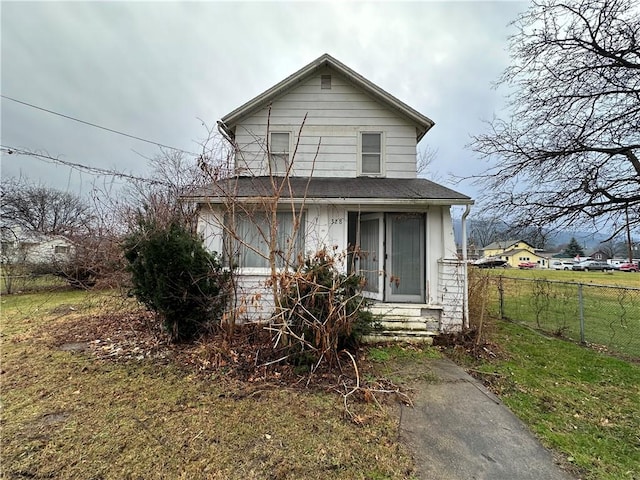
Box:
233, 72, 420, 179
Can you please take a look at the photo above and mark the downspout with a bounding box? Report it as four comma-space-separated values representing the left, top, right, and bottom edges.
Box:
461, 204, 472, 329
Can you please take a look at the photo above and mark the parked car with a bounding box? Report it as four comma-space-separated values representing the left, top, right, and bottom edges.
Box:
618, 262, 639, 272
571, 260, 616, 272
474, 257, 508, 268
552, 261, 574, 270
518, 261, 537, 269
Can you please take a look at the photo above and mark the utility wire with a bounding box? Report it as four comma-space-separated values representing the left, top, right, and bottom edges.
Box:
1, 145, 170, 186
1, 94, 200, 156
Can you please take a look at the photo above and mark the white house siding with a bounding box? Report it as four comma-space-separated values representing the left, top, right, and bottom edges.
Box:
197, 208, 225, 254
29, 238, 73, 264
198, 203, 464, 328
1, 235, 75, 266
430, 206, 464, 328
232, 68, 420, 179
304, 204, 348, 259
438, 259, 465, 332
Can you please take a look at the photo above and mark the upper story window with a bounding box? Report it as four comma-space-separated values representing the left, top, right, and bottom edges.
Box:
321, 75, 332, 89
269, 132, 290, 175
360, 132, 383, 176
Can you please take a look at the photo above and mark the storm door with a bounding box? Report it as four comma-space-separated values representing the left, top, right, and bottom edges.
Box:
357, 213, 384, 301
386, 213, 425, 302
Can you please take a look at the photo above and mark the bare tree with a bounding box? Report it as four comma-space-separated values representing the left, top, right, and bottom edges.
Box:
192, 113, 373, 366
123, 148, 227, 229
1, 178, 92, 236
598, 239, 618, 258
468, 216, 508, 248
470, 0, 640, 236
416, 146, 438, 178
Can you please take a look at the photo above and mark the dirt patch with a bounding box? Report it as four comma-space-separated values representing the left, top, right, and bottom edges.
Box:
49, 304, 82, 315
434, 329, 505, 362
37, 310, 372, 393
59, 342, 90, 352
38, 411, 71, 426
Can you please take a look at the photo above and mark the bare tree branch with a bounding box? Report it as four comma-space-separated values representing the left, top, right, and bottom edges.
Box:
470, 0, 640, 234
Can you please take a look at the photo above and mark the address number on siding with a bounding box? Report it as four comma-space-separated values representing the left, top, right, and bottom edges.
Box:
330, 218, 344, 225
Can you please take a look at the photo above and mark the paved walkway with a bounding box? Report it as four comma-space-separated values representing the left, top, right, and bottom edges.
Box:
399, 358, 575, 480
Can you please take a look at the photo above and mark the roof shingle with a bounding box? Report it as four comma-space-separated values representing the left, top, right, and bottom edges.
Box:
187, 176, 472, 204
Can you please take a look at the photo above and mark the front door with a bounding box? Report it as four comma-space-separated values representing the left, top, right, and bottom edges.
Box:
357, 213, 384, 301
386, 213, 425, 303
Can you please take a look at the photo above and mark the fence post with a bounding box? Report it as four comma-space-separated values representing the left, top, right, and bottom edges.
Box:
578, 283, 585, 344
498, 275, 504, 319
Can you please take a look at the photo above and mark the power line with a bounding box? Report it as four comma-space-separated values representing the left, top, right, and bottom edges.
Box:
1, 94, 200, 156
1, 145, 170, 186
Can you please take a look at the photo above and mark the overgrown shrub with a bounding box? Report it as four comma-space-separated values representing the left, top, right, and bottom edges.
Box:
466, 267, 496, 346
279, 250, 375, 366
54, 235, 126, 289
123, 219, 231, 342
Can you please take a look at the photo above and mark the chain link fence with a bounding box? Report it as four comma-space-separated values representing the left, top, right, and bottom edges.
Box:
480, 275, 640, 359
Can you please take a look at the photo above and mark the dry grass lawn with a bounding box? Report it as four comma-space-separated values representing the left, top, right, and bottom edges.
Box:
1, 289, 420, 480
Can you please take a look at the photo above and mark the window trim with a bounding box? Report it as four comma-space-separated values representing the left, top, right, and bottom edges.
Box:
268, 131, 291, 175
358, 131, 385, 177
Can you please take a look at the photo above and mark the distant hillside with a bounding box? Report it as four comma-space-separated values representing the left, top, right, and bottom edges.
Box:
452, 219, 610, 250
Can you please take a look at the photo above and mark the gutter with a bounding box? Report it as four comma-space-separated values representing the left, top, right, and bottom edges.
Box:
184, 195, 474, 207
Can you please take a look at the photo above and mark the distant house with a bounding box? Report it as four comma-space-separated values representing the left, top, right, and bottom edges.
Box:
588, 249, 610, 261
0, 227, 75, 266
186, 54, 474, 336
480, 239, 549, 268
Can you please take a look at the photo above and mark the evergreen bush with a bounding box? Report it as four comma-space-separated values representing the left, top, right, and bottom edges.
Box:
123, 220, 231, 341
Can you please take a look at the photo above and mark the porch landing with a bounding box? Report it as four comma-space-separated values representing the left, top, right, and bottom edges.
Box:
363, 303, 442, 344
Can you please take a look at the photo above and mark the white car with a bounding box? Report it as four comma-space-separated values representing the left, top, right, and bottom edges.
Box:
552, 261, 574, 270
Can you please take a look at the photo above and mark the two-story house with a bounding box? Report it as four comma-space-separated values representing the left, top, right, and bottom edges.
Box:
481, 239, 548, 268
187, 54, 473, 337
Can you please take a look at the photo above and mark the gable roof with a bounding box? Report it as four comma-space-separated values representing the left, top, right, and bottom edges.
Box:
188, 176, 472, 205
502, 248, 544, 257
482, 239, 534, 251
220, 54, 435, 142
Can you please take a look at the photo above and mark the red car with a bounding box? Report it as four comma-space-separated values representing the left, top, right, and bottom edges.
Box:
618, 262, 639, 272
518, 261, 537, 269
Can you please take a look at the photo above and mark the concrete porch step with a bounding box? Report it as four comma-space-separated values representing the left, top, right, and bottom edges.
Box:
363, 330, 436, 344
379, 317, 439, 332
368, 303, 443, 319
365, 303, 443, 343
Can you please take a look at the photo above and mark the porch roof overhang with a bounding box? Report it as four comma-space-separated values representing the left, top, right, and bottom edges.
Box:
184, 176, 474, 206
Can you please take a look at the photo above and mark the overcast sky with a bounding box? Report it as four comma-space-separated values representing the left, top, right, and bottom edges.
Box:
1, 1, 527, 203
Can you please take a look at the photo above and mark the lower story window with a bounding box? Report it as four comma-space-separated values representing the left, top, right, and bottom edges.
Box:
227, 211, 304, 268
